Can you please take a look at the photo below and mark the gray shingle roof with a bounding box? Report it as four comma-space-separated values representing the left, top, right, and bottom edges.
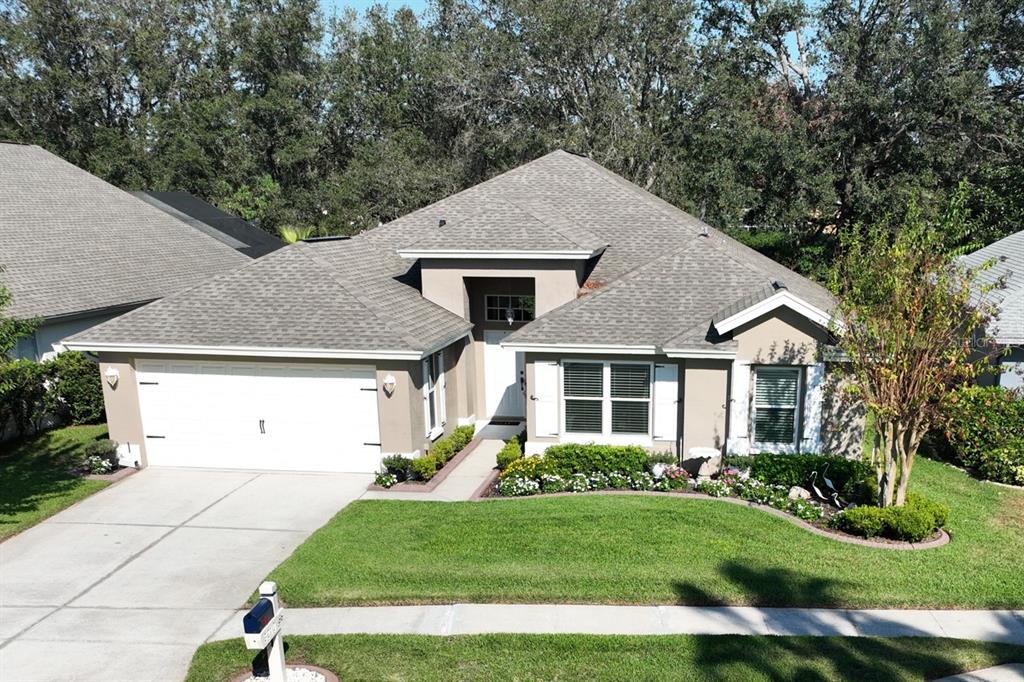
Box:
961, 230, 1024, 346
67, 149, 834, 356
506, 230, 824, 352
0, 143, 248, 320
68, 236, 472, 354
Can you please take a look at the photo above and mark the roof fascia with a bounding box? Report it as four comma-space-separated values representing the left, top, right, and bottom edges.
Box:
714, 290, 834, 334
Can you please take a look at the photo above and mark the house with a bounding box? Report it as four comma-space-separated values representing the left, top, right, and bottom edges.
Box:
64, 150, 862, 472
962, 230, 1024, 390
0, 143, 281, 360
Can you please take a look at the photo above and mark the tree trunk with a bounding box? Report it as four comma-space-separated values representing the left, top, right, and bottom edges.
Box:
876, 420, 898, 507
894, 426, 921, 506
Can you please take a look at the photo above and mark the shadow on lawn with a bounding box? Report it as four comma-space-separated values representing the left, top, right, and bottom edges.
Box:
672, 560, 859, 608
0, 430, 103, 521
692, 635, 1022, 682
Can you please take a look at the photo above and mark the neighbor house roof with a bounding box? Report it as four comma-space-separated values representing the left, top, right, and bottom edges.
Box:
961, 230, 1024, 346
0, 143, 249, 320
131, 191, 284, 258
66, 149, 834, 358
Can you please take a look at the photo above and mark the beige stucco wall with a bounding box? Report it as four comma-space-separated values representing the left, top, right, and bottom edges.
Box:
681, 359, 730, 456
820, 363, 867, 457
419, 258, 584, 318
734, 307, 828, 364
97, 353, 147, 466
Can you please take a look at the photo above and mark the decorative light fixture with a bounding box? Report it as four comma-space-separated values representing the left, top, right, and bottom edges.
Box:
382, 374, 397, 396
506, 307, 515, 326
104, 366, 120, 389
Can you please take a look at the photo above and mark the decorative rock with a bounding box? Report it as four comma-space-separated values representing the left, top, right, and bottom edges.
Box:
788, 486, 811, 500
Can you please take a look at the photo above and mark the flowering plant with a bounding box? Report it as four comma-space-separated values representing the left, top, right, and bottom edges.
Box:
374, 472, 398, 488
497, 476, 541, 496
567, 473, 590, 492
695, 479, 730, 497
540, 474, 567, 493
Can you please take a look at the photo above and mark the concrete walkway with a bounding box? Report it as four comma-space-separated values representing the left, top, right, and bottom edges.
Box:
210, 603, 1024, 644
0, 468, 372, 682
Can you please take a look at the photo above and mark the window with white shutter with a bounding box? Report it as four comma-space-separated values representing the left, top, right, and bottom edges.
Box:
752, 367, 801, 446
562, 361, 653, 437
422, 351, 446, 439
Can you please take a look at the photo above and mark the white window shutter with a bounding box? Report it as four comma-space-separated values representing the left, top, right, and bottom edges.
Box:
801, 363, 825, 452
727, 361, 752, 454
532, 361, 559, 437
421, 359, 431, 437
438, 351, 447, 426
653, 363, 678, 441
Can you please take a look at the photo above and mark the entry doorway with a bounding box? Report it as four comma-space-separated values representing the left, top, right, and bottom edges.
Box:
483, 329, 525, 418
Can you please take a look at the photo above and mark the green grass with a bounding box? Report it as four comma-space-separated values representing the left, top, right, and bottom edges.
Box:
0, 424, 111, 541
186, 634, 1024, 682
268, 456, 1024, 608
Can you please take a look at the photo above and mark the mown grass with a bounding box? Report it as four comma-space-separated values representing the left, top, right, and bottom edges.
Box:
268, 456, 1024, 608
186, 634, 1024, 682
0, 424, 110, 541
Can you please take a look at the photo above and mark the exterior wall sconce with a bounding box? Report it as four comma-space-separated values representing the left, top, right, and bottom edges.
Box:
104, 366, 120, 389
382, 374, 397, 396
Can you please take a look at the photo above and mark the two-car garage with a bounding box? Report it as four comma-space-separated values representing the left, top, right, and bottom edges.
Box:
134, 360, 383, 473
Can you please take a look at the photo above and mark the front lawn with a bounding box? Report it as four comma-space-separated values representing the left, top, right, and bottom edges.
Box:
186, 634, 1024, 682
0, 424, 111, 541
269, 456, 1024, 608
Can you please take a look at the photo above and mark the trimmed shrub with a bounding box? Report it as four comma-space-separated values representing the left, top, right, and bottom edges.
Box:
496, 436, 524, 471
382, 454, 413, 481
646, 452, 676, 470
543, 443, 649, 477
430, 438, 456, 464
46, 352, 105, 425
976, 445, 1024, 486
411, 455, 441, 481
500, 454, 554, 480
943, 386, 1024, 470
884, 504, 936, 542
833, 494, 947, 542
834, 506, 886, 538
747, 453, 872, 498
450, 424, 476, 451
722, 455, 757, 471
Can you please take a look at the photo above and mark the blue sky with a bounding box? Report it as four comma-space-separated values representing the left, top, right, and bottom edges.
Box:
320, 0, 428, 18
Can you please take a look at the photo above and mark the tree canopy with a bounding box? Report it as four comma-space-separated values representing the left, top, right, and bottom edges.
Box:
1, 0, 1020, 279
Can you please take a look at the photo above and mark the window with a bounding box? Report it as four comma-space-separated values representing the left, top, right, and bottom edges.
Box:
485, 295, 535, 323
752, 367, 801, 446
563, 361, 651, 436
423, 351, 446, 438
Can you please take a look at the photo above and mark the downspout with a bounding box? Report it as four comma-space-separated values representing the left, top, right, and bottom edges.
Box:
676, 359, 685, 464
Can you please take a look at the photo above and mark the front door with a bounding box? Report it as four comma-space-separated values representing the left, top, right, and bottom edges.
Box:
483, 329, 525, 418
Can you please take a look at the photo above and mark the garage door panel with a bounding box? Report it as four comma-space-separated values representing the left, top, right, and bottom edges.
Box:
136, 360, 381, 472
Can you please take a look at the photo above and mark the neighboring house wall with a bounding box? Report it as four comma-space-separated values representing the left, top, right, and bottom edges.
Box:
977, 347, 1024, 390
13, 310, 130, 361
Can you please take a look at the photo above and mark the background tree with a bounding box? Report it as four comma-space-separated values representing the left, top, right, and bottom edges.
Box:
0, 278, 35, 357
831, 190, 1000, 507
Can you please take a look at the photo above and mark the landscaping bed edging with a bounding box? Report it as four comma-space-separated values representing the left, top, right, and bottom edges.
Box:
86, 466, 138, 483
471, 482, 949, 550
366, 437, 483, 493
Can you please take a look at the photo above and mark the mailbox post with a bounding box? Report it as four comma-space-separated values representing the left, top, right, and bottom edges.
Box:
242, 581, 286, 682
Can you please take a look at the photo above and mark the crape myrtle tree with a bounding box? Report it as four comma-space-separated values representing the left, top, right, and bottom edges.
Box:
831, 189, 1000, 507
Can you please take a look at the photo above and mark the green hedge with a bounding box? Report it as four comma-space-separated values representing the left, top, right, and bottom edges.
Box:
542, 443, 649, 477
943, 386, 1024, 485
832, 493, 949, 542
727, 453, 872, 500
47, 352, 105, 425
496, 434, 524, 471
409, 424, 477, 482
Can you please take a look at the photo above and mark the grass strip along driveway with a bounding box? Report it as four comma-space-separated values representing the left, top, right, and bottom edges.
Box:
0, 424, 110, 541
187, 634, 1024, 681
269, 457, 1024, 609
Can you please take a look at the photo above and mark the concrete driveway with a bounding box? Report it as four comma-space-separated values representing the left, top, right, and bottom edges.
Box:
0, 467, 371, 682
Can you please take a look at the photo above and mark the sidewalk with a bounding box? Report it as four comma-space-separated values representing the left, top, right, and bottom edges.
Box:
211, 603, 1024, 644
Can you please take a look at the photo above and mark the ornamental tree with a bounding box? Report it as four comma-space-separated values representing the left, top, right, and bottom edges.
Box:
831, 193, 1000, 507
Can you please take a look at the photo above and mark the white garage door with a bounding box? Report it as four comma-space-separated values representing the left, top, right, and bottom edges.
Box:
136, 360, 382, 472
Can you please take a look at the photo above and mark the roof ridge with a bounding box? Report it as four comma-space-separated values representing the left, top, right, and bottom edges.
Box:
503, 195, 607, 250
295, 241, 425, 351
